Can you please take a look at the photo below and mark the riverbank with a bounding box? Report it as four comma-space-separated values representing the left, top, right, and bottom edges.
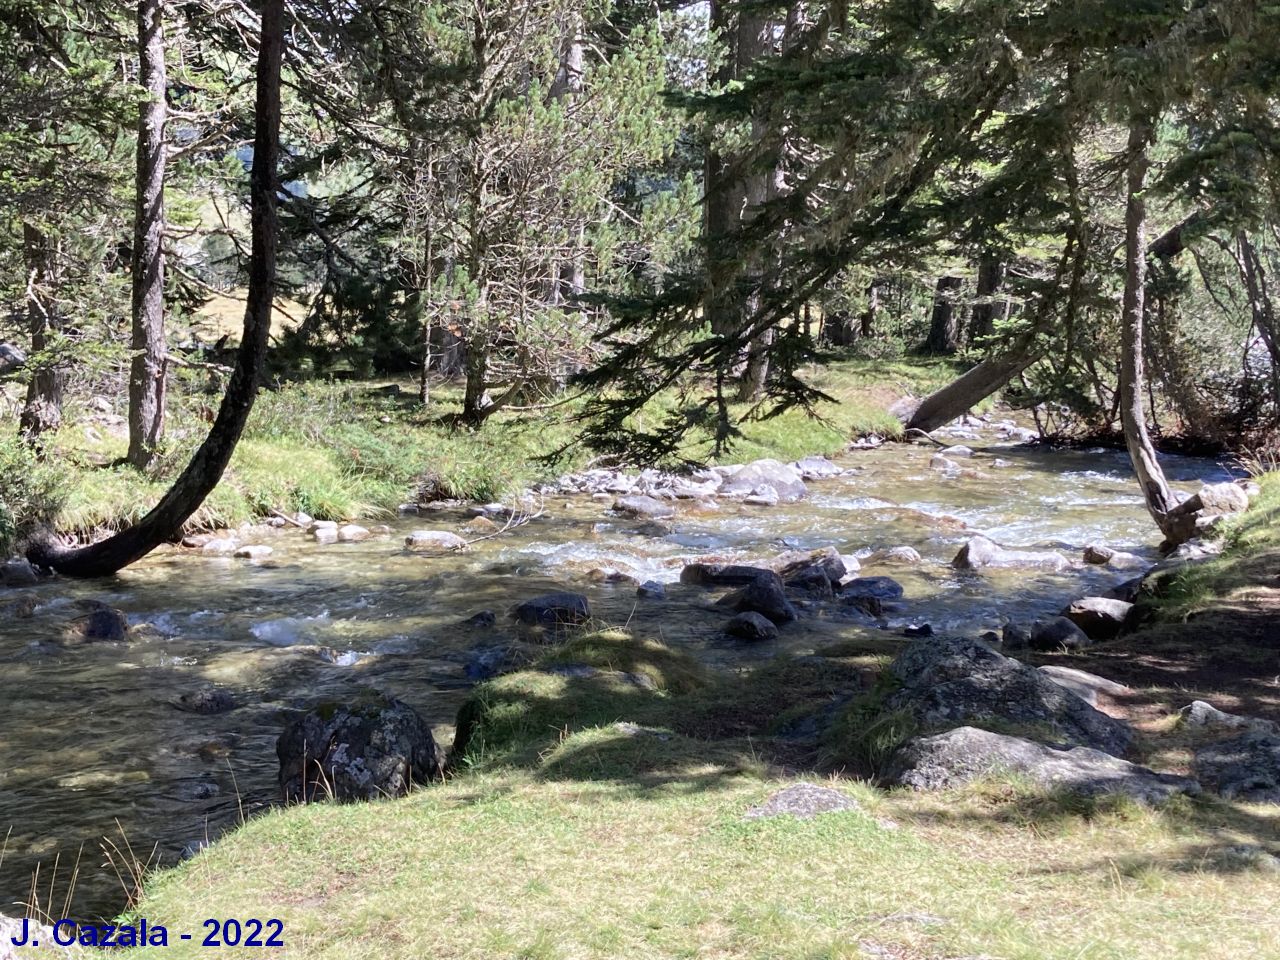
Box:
110, 476, 1280, 960
0, 358, 964, 555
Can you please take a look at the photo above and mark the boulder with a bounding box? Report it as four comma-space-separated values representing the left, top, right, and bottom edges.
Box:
1001, 623, 1030, 650
637, 580, 667, 600
64, 605, 130, 643
200, 537, 239, 555
941, 445, 974, 458
886, 727, 1197, 804
1030, 616, 1092, 651
0, 342, 28, 373
725, 611, 780, 642
234, 545, 274, 560
680, 563, 774, 587
0, 558, 38, 587
884, 636, 1133, 756
840, 576, 905, 601
405, 530, 468, 552
337, 524, 372, 543
464, 644, 532, 681
1038, 666, 1129, 707
277, 693, 446, 802
743, 782, 862, 820
1060, 597, 1133, 640
587, 567, 639, 586
792, 456, 844, 480
773, 547, 847, 586
782, 565, 834, 600
929, 454, 960, 472
172, 687, 237, 715
1103, 577, 1145, 604
1194, 482, 1252, 517
953, 535, 1070, 573
613, 495, 676, 520
718, 459, 808, 503
1180, 700, 1277, 734
719, 572, 798, 625
512, 592, 591, 628
1194, 730, 1280, 803
459, 610, 497, 628
863, 546, 922, 566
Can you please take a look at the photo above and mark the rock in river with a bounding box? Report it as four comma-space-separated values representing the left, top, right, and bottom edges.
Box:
277, 692, 446, 802
512, 592, 591, 627
886, 726, 1197, 804
405, 530, 468, 552
613, 494, 676, 520
718, 459, 808, 503
63, 605, 130, 644
681, 563, 775, 587
952, 535, 1070, 573
1060, 596, 1134, 640
717, 572, 798, 625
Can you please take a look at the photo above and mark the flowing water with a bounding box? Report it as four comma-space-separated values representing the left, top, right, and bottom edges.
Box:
0, 435, 1240, 919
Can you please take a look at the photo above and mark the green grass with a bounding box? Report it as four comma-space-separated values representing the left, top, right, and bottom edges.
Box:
7, 357, 961, 546
1133, 471, 1280, 624
123, 625, 1280, 960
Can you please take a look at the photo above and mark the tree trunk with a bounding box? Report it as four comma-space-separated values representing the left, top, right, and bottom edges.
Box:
462, 340, 489, 425
922, 275, 963, 354
906, 341, 1040, 433
28, 0, 286, 578
859, 279, 880, 338
969, 258, 1006, 343
18, 223, 64, 449
127, 0, 168, 470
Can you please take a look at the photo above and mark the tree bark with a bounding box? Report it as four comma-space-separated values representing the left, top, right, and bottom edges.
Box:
18, 223, 64, 449
127, 0, 168, 470
1118, 119, 1178, 535
28, 0, 286, 577
906, 340, 1039, 433
969, 258, 1006, 343
922, 275, 963, 354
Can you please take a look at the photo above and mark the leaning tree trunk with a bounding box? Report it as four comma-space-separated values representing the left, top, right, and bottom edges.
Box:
1117, 119, 1178, 536
18, 222, 64, 449
906, 338, 1040, 433
28, 0, 285, 578
127, 0, 169, 470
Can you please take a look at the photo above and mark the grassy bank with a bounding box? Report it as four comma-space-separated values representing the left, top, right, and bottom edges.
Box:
1, 357, 962, 551
125, 628, 1279, 960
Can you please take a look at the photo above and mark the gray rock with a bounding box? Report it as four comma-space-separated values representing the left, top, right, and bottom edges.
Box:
1082, 544, 1115, 564
840, 576, 905, 601
459, 610, 496, 628
864, 546, 922, 566
743, 490, 780, 507
1, 914, 80, 958
637, 580, 667, 599
512, 592, 591, 628
929, 454, 960, 472
743, 782, 862, 820
773, 547, 847, 586
1194, 730, 1280, 803
726, 611, 780, 642
1084, 544, 1147, 570
680, 563, 774, 587
792, 456, 844, 480
1060, 596, 1133, 640
1039, 666, 1129, 707
719, 572, 798, 624
0, 558, 38, 586
941, 445, 974, 458
613, 494, 676, 520
782, 564, 834, 600
234, 544, 274, 560
464, 644, 531, 681
953, 535, 1070, 573
64, 605, 130, 643
0, 342, 28, 373
886, 727, 1197, 804
1030, 616, 1092, 651
172, 687, 237, 715
718, 459, 808, 503
201, 537, 239, 554
277, 693, 446, 802
1194, 482, 1251, 517
1104, 577, 1145, 603
405, 530, 468, 552
1002, 623, 1030, 650
1180, 700, 1277, 734
337, 524, 372, 543
885, 636, 1133, 756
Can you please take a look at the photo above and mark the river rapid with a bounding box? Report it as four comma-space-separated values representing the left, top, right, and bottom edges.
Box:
0, 429, 1239, 919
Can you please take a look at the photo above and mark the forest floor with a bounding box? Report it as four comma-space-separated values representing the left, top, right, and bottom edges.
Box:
120, 479, 1280, 960
4, 356, 964, 551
